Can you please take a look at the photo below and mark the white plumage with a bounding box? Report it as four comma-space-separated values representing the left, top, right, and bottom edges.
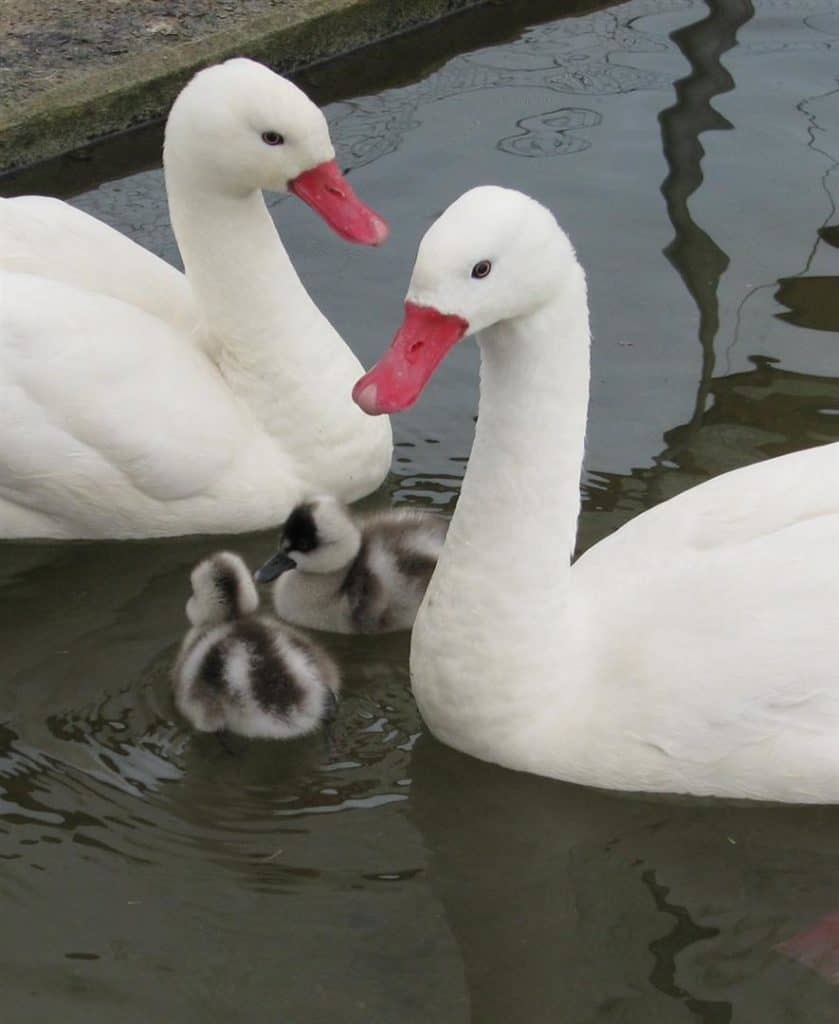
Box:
0, 58, 391, 539
354, 186, 839, 803
173, 551, 340, 740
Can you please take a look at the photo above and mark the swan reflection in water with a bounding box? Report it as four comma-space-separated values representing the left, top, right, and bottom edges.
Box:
408, 735, 839, 1023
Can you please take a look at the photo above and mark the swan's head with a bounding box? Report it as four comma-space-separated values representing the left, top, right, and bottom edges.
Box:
353, 186, 580, 413
186, 551, 260, 627
164, 58, 388, 244
255, 497, 362, 582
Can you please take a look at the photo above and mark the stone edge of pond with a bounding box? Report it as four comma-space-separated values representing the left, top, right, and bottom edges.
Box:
0, 0, 487, 174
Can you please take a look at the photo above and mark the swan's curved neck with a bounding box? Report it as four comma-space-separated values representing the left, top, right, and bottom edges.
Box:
166, 171, 337, 436
412, 268, 591, 766
447, 267, 590, 607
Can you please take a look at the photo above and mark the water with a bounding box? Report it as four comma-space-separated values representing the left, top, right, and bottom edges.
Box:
2, 1, 839, 1020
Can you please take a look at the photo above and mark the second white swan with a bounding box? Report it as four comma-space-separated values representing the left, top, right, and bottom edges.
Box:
354, 185, 839, 803
0, 59, 392, 539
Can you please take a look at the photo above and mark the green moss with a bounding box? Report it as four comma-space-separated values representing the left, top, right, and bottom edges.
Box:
0, 0, 487, 172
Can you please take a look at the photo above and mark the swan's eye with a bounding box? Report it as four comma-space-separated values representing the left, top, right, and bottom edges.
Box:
261, 131, 285, 146
471, 260, 492, 280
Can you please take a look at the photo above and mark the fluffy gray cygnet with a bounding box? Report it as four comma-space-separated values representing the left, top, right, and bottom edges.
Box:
173, 551, 339, 738
255, 496, 447, 633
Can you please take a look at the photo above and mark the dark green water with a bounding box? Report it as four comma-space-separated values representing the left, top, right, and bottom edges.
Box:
2, 1, 839, 1020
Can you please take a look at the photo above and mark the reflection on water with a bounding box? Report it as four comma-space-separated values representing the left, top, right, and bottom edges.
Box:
409, 737, 839, 1022
582, 358, 839, 549
775, 276, 839, 332
658, 0, 755, 427
1, 0, 839, 1020
772, 66, 839, 332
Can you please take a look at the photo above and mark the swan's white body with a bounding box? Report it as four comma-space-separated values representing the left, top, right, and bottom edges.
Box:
0, 59, 391, 539
355, 187, 839, 803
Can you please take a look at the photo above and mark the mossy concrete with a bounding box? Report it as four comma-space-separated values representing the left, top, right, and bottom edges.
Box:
0, 0, 489, 173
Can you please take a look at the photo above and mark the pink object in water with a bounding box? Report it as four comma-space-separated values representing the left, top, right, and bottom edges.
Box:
776, 913, 839, 982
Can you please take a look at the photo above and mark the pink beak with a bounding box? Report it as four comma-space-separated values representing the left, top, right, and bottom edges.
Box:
288, 159, 389, 245
353, 302, 469, 415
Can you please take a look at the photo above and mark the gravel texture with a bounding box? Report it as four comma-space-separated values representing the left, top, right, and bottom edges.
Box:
0, 0, 489, 171
2, 1, 305, 108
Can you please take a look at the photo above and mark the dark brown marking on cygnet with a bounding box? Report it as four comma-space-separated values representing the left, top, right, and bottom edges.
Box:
235, 618, 302, 715
198, 640, 226, 692
338, 535, 368, 597
287, 630, 340, 697
213, 560, 241, 618
339, 537, 388, 632
394, 547, 437, 583
282, 503, 319, 554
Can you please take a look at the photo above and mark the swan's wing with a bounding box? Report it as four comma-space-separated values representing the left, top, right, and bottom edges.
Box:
636, 515, 839, 791
0, 272, 244, 513
578, 440, 839, 572
0, 196, 201, 340
576, 448, 839, 793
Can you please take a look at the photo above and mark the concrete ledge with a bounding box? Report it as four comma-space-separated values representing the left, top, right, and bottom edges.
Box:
0, 0, 488, 173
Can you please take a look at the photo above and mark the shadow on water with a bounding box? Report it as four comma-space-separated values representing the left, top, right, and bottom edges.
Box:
408, 736, 839, 1023
658, 0, 755, 430
578, 0, 838, 551
772, 74, 839, 331
730, 39, 839, 351
581, 359, 839, 549
775, 276, 839, 332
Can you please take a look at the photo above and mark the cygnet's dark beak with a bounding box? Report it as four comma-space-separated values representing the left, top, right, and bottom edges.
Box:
254, 551, 297, 584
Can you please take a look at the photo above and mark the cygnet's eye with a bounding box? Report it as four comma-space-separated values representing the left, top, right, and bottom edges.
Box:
261, 131, 285, 146
471, 260, 492, 280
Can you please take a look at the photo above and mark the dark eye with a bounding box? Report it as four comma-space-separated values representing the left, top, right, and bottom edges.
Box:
261, 131, 285, 146
471, 260, 492, 279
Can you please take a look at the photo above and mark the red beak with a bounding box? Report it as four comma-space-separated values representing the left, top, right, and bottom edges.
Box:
353, 302, 468, 415
289, 159, 389, 246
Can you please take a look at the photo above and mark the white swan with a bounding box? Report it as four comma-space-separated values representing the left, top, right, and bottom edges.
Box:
0, 58, 392, 539
353, 186, 839, 803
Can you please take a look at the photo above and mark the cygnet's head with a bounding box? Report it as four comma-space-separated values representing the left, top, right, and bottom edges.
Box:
186, 551, 260, 627
353, 186, 582, 413
255, 497, 362, 582
164, 58, 388, 244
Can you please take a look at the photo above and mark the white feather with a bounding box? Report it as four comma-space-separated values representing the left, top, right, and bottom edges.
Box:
369, 186, 839, 803
0, 58, 391, 539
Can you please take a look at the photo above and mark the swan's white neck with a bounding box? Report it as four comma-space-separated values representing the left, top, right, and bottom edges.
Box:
166, 171, 357, 461
444, 267, 589, 603
412, 267, 591, 767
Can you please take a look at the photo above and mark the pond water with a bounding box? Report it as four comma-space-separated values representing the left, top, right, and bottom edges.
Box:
2, 0, 839, 1020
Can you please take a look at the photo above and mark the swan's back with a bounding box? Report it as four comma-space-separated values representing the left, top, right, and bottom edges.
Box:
0, 196, 199, 336
569, 441, 839, 801
0, 272, 299, 537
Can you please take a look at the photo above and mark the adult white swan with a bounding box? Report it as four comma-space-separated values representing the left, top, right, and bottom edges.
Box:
0, 59, 392, 539
354, 186, 839, 803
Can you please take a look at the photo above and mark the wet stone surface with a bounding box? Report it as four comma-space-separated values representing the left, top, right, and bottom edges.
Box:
2, 0, 308, 106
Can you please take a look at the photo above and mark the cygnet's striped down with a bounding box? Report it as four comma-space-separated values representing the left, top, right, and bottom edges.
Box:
173, 551, 340, 738
255, 496, 447, 633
